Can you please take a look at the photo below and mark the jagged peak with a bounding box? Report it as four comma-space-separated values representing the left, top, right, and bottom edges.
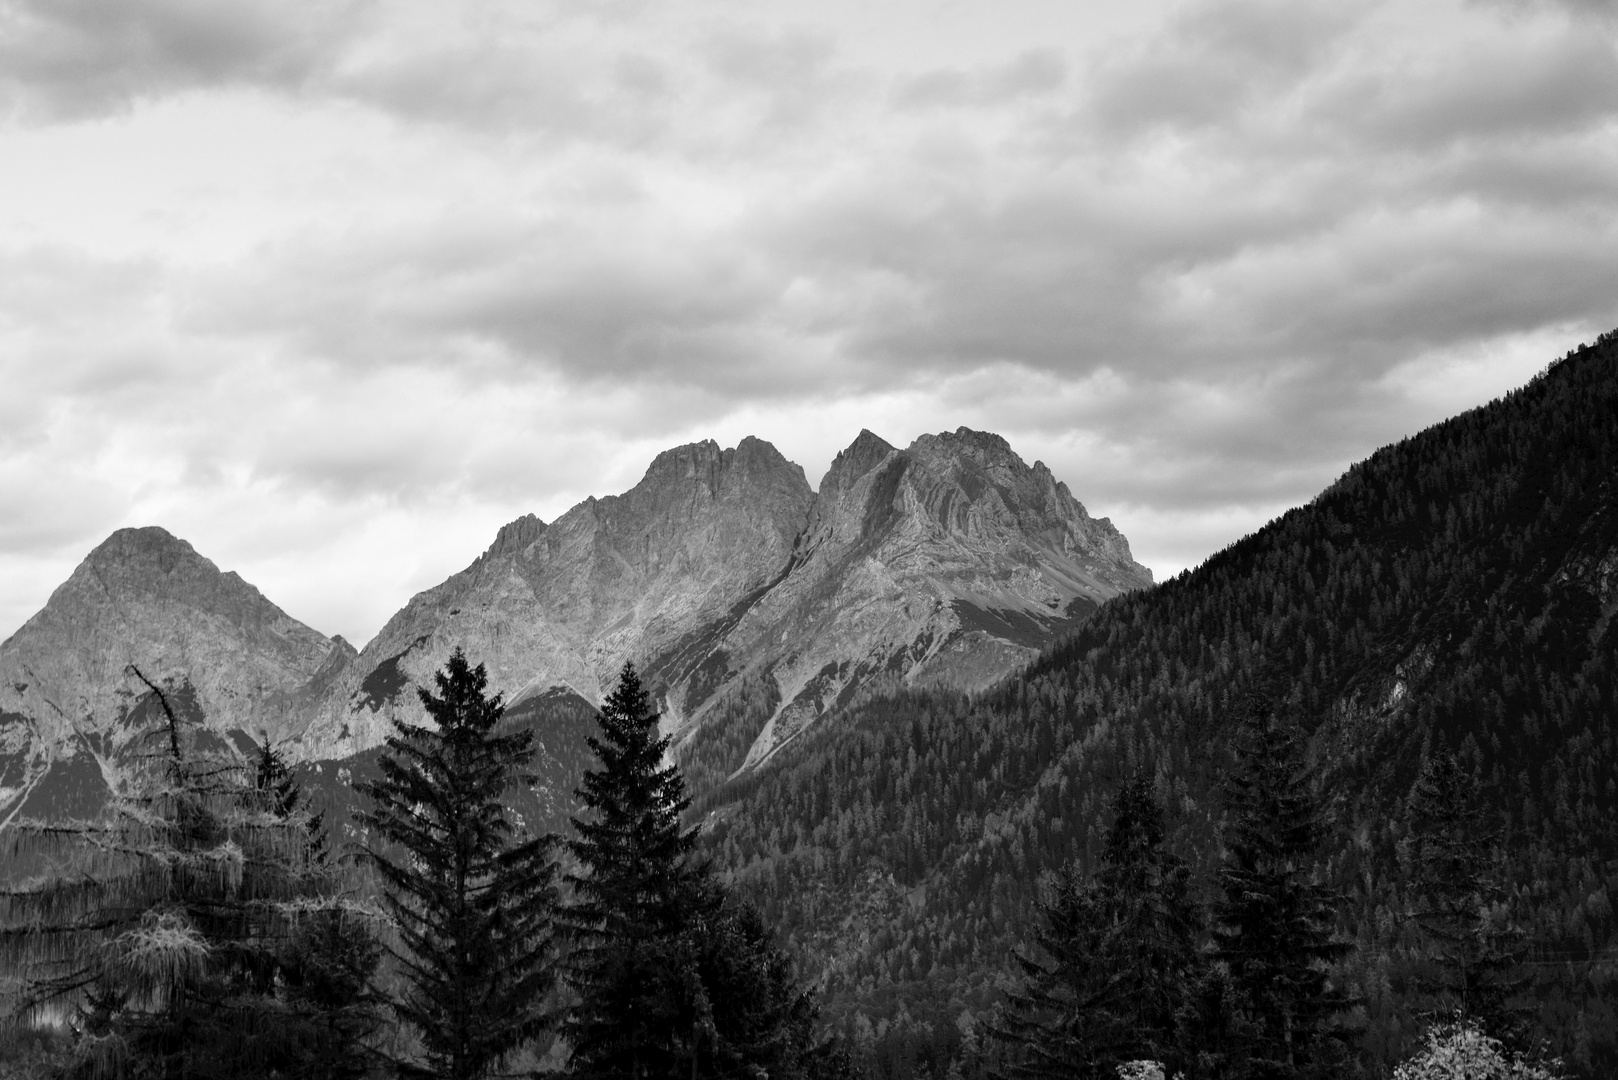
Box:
821, 429, 897, 495
483, 513, 548, 560
624, 436, 810, 503
907, 427, 1021, 469
642, 438, 725, 478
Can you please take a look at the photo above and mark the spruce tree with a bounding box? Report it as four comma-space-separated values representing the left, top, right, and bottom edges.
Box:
357, 647, 557, 1080
993, 773, 1203, 1080
0, 666, 329, 1079
1403, 751, 1526, 1043
561, 662, 837, 1080
1211, 700, 1354, 1080
561, 661, 699, 1080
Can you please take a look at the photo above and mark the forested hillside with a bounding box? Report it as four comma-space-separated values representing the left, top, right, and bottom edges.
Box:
702, 334, 1618, 1077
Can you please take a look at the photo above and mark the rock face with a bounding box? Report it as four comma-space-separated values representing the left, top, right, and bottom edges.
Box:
0, 527, 351, 827
292, 428, 1153, 771
290, 437, 817, 758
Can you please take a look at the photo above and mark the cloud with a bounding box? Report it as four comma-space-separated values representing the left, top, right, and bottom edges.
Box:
1, 0, 1616, 641
0, 0, 367, 120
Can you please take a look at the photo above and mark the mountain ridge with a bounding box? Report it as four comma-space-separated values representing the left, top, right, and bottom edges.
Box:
0, 427, 1151, 825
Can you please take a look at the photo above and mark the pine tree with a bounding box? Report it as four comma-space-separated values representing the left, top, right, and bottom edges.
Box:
1403, 751, 1527, 1043
357, 647, 558, 1080
1211, 700, 1354, 1080
993, 773, 1203, 1080
0, 666, 328, 1079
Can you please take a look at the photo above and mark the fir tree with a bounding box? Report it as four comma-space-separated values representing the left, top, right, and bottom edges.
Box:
1403, 751, 1527, 1043
561, 661, 700, 1080
1211, 700, 1354, 1080
357, 647, 558, 1080
0, 666, 329, 1079
993, 773, 1203, 1080
562, 662, 837, 1080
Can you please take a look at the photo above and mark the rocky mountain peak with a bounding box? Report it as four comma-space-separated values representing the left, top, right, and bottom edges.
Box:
820, 429, 898, 499
482, 514, 548, 561
0, 529, 349, 824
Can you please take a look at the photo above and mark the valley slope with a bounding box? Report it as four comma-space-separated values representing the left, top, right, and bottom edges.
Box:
703, 336, 1618, 1076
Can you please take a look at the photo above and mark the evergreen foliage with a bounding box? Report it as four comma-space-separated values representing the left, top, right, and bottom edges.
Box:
357, 647, 558, 1080
561, 661, 699, 1080
992, 774, 1201, 1080
254, 736, 384, 1080
696, 335, 1618, 1077
0, 667, 336, 1079
1211, 700, 1355, 1079
562, 662, 840, 1080
1402, 751, 1528, 1042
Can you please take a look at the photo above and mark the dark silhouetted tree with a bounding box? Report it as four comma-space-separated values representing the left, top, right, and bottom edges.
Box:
562, 662, 838, 1080
993, 773, 1203, 1080
1403, 751, 1527, 1044
1211, 701, 1354, 1080
358, 647, 558, 1080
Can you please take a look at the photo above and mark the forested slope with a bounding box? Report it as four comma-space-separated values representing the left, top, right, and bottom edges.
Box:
702, 334, 1618, 1077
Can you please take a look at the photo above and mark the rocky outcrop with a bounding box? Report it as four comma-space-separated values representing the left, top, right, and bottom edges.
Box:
289, 437, 817, 759
292, 428, 1153, 770
0, 527, 349, 826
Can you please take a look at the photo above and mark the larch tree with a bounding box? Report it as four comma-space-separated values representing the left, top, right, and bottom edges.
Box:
357, 647, 558, 1080
0, 666, 331, 1079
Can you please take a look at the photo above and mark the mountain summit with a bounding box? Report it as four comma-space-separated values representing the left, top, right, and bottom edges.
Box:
290, 429, 1152, 771
0, 527, 350, 826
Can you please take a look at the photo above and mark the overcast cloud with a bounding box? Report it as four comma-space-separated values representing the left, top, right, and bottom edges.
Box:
1, 0, 1614, 646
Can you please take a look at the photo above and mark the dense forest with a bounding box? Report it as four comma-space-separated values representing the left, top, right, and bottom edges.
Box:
697, 333, 1618, 1077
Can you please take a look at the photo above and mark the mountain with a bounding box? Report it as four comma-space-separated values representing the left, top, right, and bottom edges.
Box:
702, 336, 1618, 1077
0, 429, 1150, 842
0, 527, 352, 828
289, 428, 1152, 791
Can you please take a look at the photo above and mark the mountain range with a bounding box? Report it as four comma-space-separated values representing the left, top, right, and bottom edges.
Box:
6, 333, 1615, 1077
0, 427, 1150, 827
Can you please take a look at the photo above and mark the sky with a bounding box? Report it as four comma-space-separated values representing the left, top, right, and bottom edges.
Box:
1, 0, 1615, 649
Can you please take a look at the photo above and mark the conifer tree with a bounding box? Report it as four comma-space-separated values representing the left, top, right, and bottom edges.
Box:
0, 666, 329, 1079
357, 647, 558, 1080
1211, 700, 1354, 1080
561, 661, 700, 1080
993, 773, 1202, 1080
562, 662, 837, 1080
1403, 751, 1526, 1043
255, 735, 384, 1080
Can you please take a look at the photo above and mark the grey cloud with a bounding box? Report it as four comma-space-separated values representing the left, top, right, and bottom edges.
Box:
0, 0, 366, 120
1085, 0, 1360, 135
891, 49, 1067, 109
1319, 32, 1618, 151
